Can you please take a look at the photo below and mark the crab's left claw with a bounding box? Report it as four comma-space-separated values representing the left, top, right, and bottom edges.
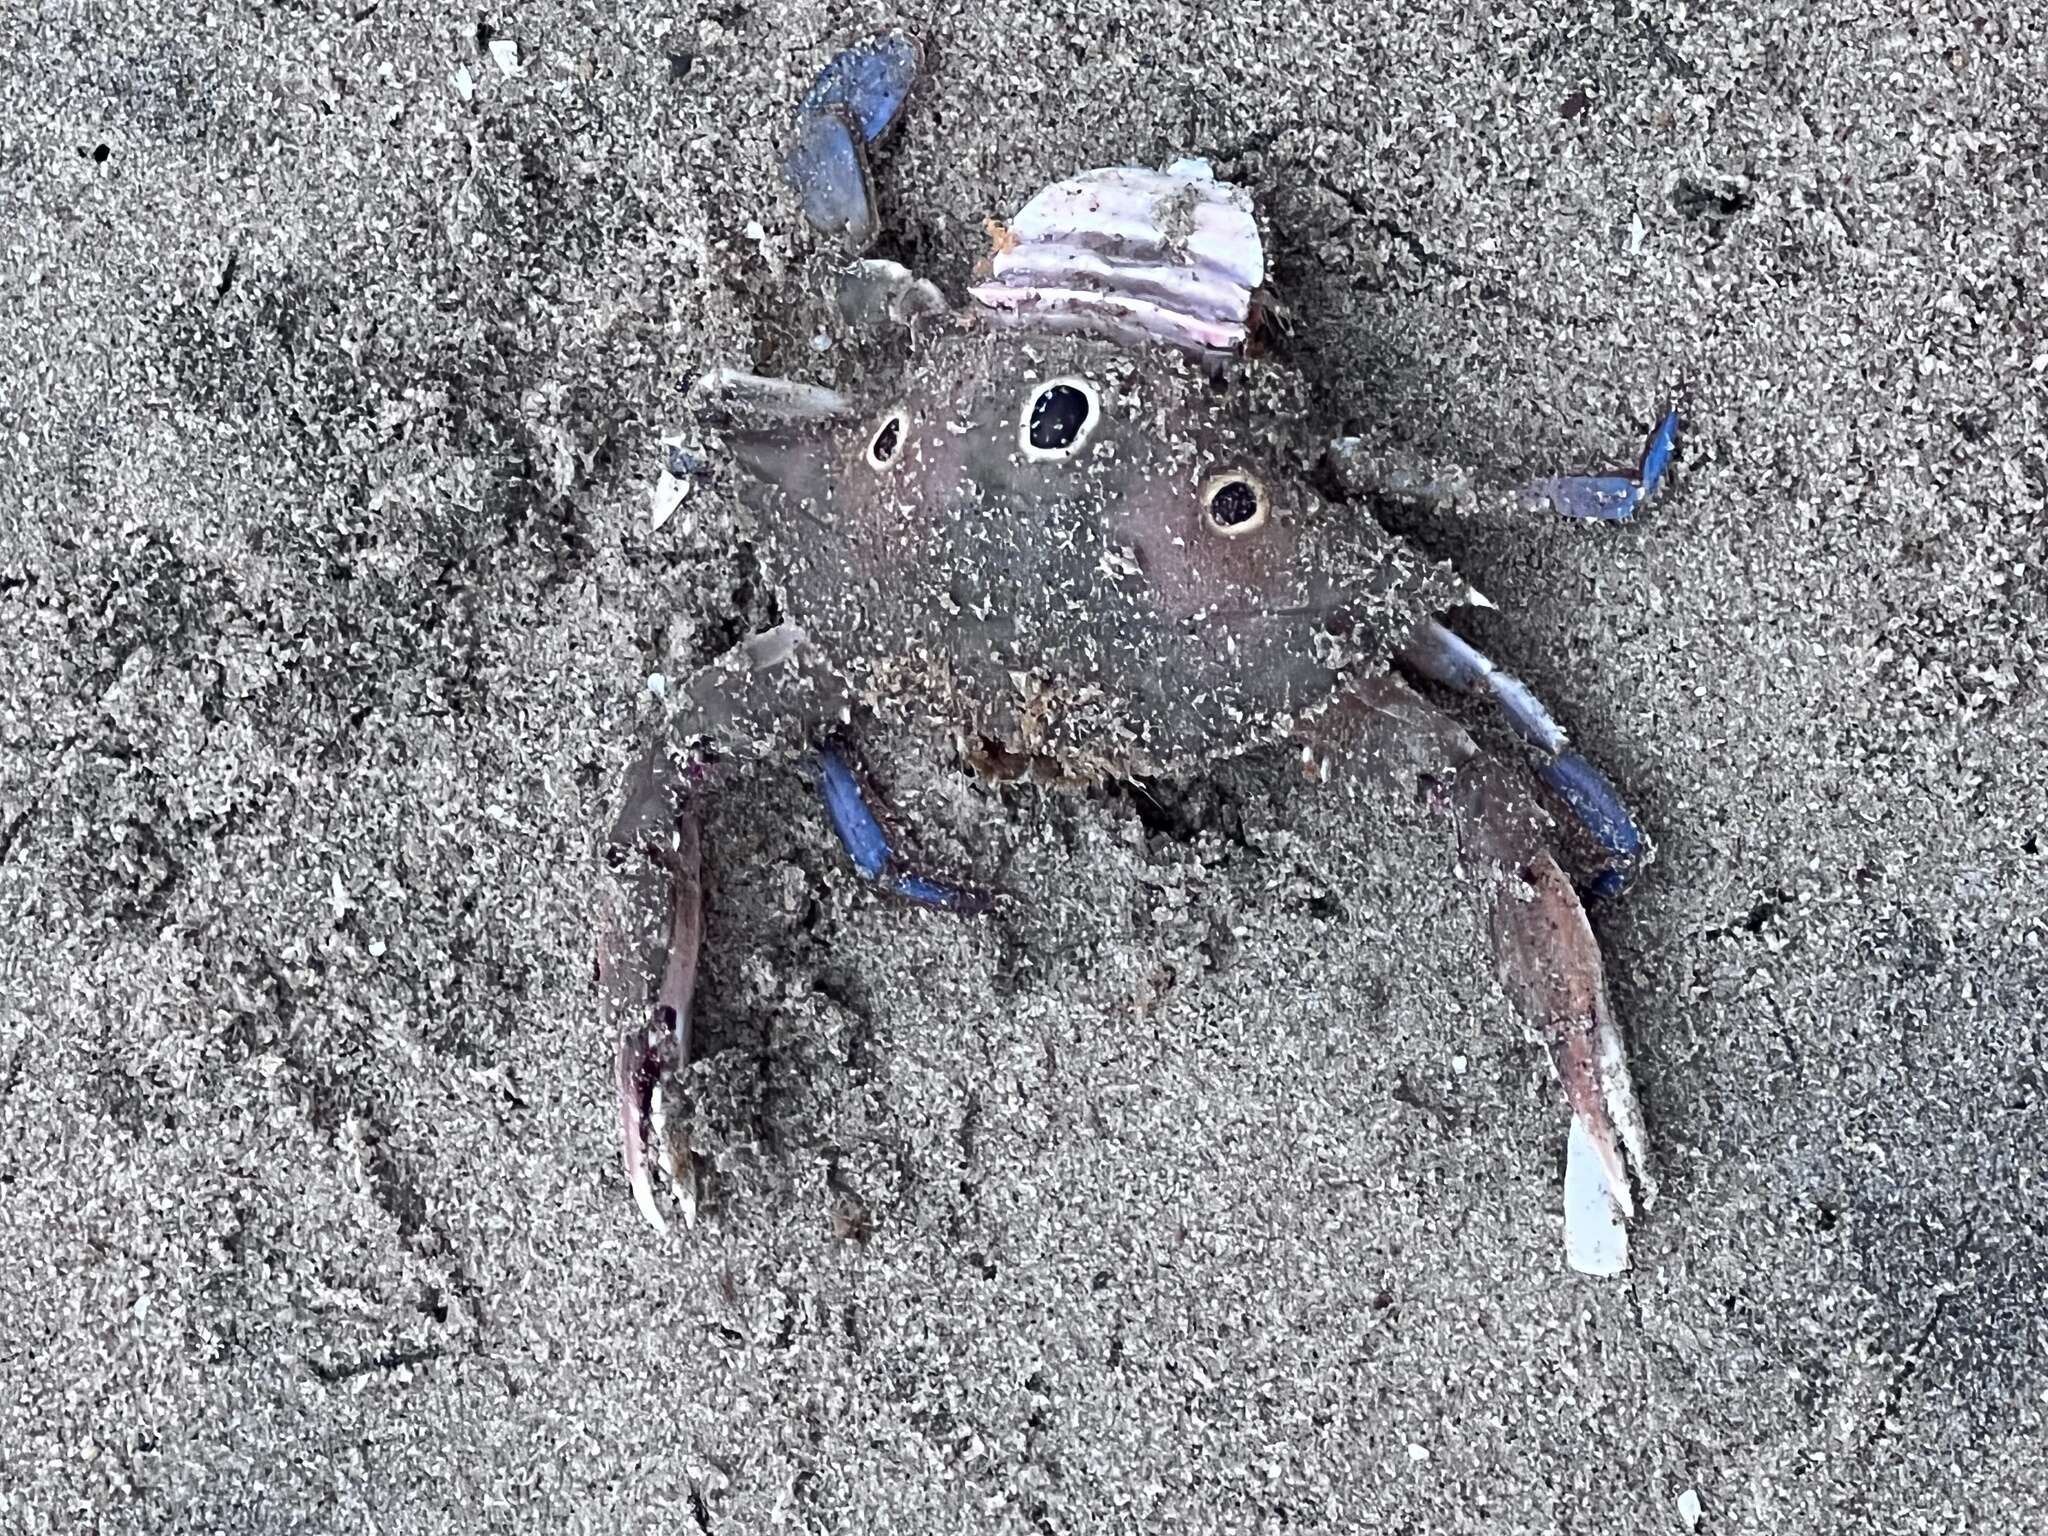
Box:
597, 745, 704, 1231
783, 35, 922, 253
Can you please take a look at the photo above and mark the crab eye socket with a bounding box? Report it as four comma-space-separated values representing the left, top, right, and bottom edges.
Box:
1019, 376, 1101, 460
1201, 471, 1270, 537
865, 408, 909, 470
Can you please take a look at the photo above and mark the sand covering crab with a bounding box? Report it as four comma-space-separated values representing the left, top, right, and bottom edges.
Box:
601, 37, 1676, 1273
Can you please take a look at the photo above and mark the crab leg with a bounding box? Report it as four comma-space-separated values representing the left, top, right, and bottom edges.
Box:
782, 35, 922, 253
1299, 675, 1654, 1271
598, 744, 704, 1231
815, 740, 992, 914
1398, 619, 1646, 897
1520, 407, 1682, 523
601, 624, 841, 1231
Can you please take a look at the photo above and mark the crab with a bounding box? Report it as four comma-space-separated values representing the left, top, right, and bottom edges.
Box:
600, 36, 1677, 1274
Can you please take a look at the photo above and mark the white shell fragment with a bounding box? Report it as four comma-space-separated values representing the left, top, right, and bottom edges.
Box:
650, 468, 690, 531
738, 621, 807, 670
969, 164, 1265, 354
489, 39, 523, 79
1677, 1488, 1704, 1529
1564, 1113, 1630, 1277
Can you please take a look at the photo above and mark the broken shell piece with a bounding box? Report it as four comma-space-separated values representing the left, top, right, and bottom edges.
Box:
969, 164, 1264, 355
794, 33, 921, 144
1005, 166, 1264, 288
784, 36, 922, 253
784, 106, 878, 252
1564, 1112, 1629, 1276
738, 621, 808, 670
968, 284, 1249, 355
488, 39, 522, 79
651, 469, 691, 531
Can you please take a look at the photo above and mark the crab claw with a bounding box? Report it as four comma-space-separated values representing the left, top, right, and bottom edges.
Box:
1489, 850, 1654, 1222
597, 745, 704, 1231
1297, 677, 1654, 1274
1457, 754, 1655, 1271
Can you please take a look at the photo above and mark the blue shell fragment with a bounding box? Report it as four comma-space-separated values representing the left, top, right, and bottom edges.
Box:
1528, 407, 1682, 523
783, 35, 922, 252
815, 744, 990, 914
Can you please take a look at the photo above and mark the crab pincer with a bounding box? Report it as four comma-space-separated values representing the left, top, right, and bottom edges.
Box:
598, 745, 704, 1230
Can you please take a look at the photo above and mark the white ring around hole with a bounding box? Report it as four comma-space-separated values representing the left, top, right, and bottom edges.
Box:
1199, 470, 1271, 537
1017, 375, 1103, 462
864, 407, 910, 471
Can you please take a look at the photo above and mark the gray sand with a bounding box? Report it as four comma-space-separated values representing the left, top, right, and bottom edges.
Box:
3, 3, 2044, 1530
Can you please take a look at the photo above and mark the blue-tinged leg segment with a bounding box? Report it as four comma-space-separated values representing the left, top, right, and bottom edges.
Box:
783, 35, 923, 253
796, 34, 922, 142
815, 742, 991, 914
1538, 753, 1643, 898
1399, 620, 1647, 895
1524, 407, 1682, 523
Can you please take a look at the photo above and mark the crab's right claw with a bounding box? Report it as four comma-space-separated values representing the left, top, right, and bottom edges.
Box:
1490, 849, 1655, 1271
783, 35, 922, 253
597, 746, 704, 1231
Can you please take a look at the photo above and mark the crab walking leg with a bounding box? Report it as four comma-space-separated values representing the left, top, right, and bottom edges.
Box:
783, 35, 923, 252
1298, 676, 1655, 1269
598, 745, 705, 1231
814, 742, 992, 914
1399, 619, 1646, 897
1520, 407, 1683, 524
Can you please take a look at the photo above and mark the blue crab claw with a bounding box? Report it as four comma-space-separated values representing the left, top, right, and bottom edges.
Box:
1486, 845, 1654, 1227
1521, 406, 1682, 522
783, 35, 923, 253
815, 741, 993, 914
598, 745, 704, 1231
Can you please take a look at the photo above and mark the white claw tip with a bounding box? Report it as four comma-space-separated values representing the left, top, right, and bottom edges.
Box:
1563, 1113, 1630, 1277
631, 1168, 668, 1233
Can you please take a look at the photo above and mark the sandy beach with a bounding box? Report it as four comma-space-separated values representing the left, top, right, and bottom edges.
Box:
2, 2, 2043, 1529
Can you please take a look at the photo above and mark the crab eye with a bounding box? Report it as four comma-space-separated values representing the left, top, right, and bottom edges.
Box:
1019, 376, 1101, 460
1201, 471, 1270, 537
865, 408, 909, 470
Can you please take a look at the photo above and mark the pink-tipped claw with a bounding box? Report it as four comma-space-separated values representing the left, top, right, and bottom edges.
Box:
597, 747, 704, 1232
